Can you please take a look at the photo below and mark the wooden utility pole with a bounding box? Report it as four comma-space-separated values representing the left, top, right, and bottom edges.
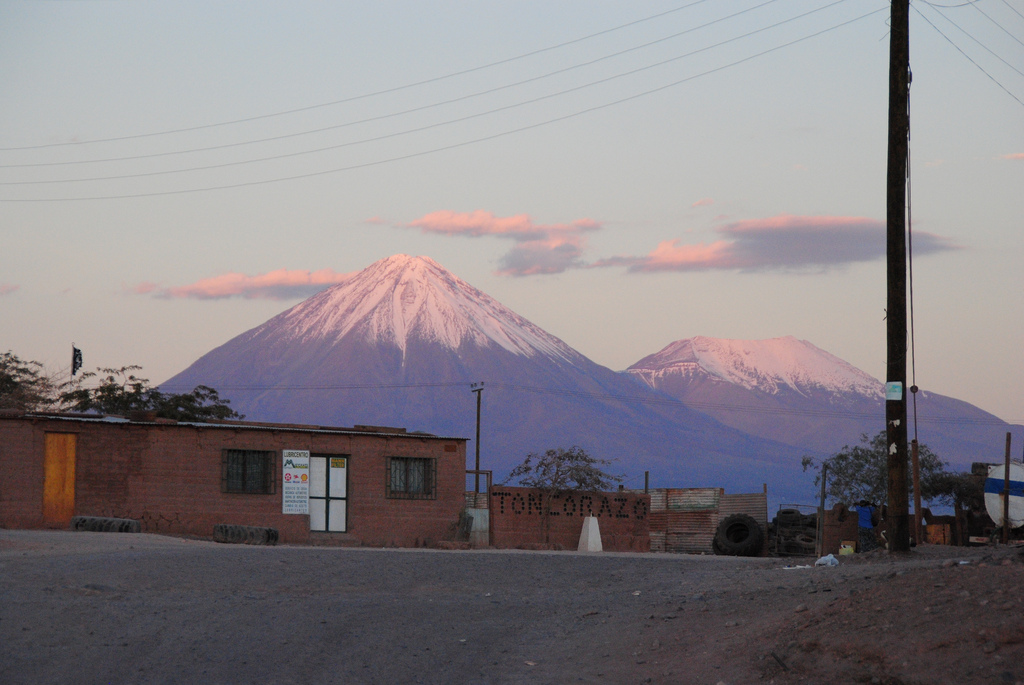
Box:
886, 0, 911, 552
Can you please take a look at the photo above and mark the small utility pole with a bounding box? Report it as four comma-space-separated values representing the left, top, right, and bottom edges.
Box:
911, 439, 922, 544
1003, 432, 1012, 544
471, 383, 484, 493
885, 0, 912, 552
817, 463, 828, 558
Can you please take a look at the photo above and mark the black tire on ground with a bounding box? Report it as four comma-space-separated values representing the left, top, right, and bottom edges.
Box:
784, 540, 815, 555
713, 514, 764, 557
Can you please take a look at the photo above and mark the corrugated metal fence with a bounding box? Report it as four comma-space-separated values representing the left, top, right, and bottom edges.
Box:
641, 488, 768, 555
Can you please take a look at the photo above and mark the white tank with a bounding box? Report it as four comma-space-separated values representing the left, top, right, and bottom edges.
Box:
984, 462, 1024, 529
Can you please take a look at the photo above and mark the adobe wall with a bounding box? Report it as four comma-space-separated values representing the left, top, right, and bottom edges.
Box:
0, 419, 43, 530
489, 486, 650, 552
0, 415, 466, 547
822, 503, 861, 554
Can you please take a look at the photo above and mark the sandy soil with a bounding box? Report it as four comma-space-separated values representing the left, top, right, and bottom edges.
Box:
1, 529, 1022, 684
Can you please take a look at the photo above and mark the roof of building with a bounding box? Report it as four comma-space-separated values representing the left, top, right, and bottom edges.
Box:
0, 410, 467, 441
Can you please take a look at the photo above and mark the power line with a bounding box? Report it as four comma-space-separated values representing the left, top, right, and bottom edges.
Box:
159, 381, 470, 391
0, 0, 713, 152
0, 5, 888, 202
914, 5, 1024, 107
159, 377, 1022, 426
1, 0, 784, 170
923, 2, 1024, 76
967, 0, 1024, 48
1, 0, 852, 186
1000, 0, 1024, 22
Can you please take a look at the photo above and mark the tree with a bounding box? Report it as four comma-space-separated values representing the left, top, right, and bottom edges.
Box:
502, 446, 623, 493
0, 351, 59, 411
801, 430, 948, 507
928, 470, 984, 511
151, 385, 243, 422
60, 366, 156, 415
501, 446, 624, 544
60, 365, 243, 421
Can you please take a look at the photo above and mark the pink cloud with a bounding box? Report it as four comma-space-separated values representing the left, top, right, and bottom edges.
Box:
1001, 153, 1024, 161
364, 216, 386, 225
408, 210, 600, 241
141, 269, 352, 300
593, 214, 960, 273
131, 282, 158, 295
0, 283, 18, 296
691, 198, 714, 208
643, 239, 737, 269
406, 210, 601, 276
496, 234, 588, 276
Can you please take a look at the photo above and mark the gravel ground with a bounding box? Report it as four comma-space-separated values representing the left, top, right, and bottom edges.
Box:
1, 529, 1022, 684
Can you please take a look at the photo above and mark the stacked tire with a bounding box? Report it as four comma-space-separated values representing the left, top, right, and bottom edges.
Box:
712, 514, 764, 557
773, 508, 817, 556
213, 524, 279, 546
71, 516, 141, 533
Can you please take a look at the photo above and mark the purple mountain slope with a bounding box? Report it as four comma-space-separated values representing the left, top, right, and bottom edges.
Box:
626, 336, 1022, 470
163, 256, 808, 498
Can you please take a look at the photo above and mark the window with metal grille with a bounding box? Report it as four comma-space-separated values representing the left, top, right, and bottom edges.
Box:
222, 449, 275, 494
386, 457, 436, 499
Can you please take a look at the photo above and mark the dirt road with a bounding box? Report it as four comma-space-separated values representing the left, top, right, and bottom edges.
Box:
1, 530, 1022, 684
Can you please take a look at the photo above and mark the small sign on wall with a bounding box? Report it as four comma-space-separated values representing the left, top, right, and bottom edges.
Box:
282, 450, 310, 514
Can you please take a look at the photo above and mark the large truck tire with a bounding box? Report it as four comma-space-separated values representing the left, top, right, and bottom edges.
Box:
713, 514, 764, 557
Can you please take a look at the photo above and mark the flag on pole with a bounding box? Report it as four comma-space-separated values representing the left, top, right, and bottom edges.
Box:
72, 346, 83, 376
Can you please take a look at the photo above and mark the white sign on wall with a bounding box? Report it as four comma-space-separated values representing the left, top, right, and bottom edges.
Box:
282, 450, 310, 514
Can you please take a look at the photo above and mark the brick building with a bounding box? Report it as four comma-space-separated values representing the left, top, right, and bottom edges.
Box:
0, 412, 467, 547
487, 485, 651, 552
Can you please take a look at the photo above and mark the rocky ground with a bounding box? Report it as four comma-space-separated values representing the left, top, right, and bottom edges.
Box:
1, 529, 1022, 684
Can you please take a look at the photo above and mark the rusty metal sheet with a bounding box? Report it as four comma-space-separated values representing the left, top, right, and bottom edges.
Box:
719, 492, 768, 527
665, 488, 722, 512
664, 510, 717, 553
641, 488, 768, 554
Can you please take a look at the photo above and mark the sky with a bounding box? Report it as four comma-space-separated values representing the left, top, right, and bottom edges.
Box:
1, 1, 1022, 429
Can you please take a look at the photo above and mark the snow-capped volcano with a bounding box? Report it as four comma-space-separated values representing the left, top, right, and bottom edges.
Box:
627, 336, 883, 399
162, 255, 1015, 499
625, 336, 1016, 464
164, 255, 797, 497
270, 254, 581, 363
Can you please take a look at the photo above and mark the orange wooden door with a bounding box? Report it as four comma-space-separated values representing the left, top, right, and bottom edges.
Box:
43, 433, 76, 524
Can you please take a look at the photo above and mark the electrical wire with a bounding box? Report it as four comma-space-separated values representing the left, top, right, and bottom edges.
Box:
0, 0, 715, 152
913, 4, 1024, 107
0, 0, 853, 185
1001, 0, 1024, 22
157, 377, 1020, 426
923, 1, 1024, 76
0, 5, 889, 202
922, 0, 1024, 47
0, 0, 785, 170
967, 0, 1024, 48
